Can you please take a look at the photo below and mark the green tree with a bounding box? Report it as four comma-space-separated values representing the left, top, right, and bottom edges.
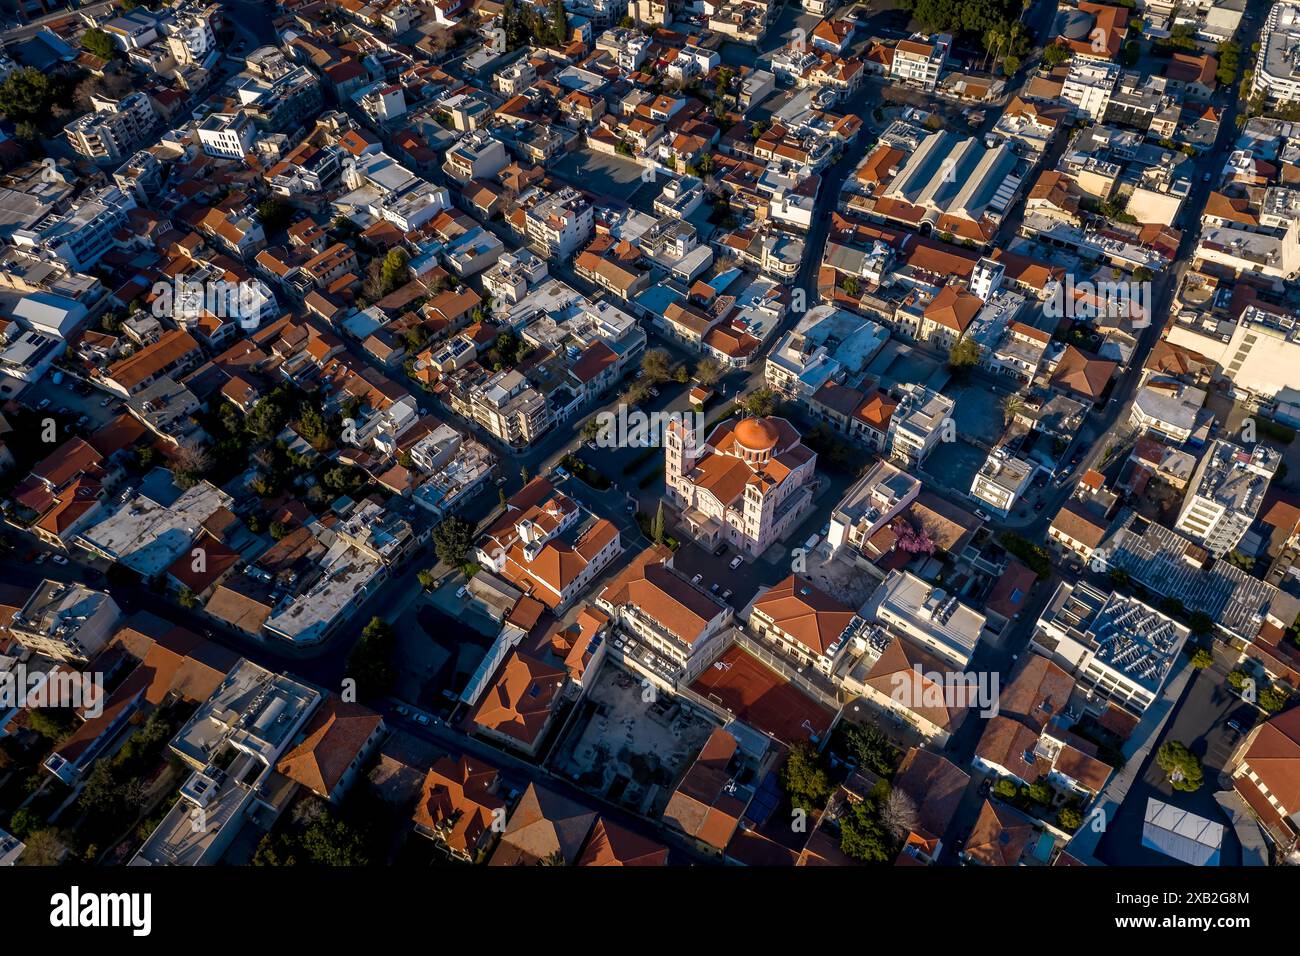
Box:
742, 388, 777, 418
1156, 741, 1204, 792
0, 68, 65, 126
650, 500, 665, 544
992, 778, 1018, 799
640, 348, 672, 384
1259, 685, 1291, 714
379, 248, 409, 296
839, 800, 892, 862
346, 617, 397, 702
1041, 42, 1072, 68
432, 515, 475, 568
417, 569, 436, 590
1190, 647, 1214, 669
841, 722, 902, 778
780, 742, 834, 811
177, 585, 197, 609
947, 336, 981, 370
1058, 806, 1083, 831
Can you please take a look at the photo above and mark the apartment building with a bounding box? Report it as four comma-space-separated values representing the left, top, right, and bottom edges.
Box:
1061, 59, 1121, 121
1030, 582, 1189, 718
1229, 708, 1300, 851
665, 416, 818, 559
476, 477, 623, 610
197, 111, 256, 160
65, 92, 157, 164
747, 575, 860, 675
1165, 303, 1300, 403
864, 569, 986, 668
826, 459, 922, 558
887, 383, 955, 468
8, 580, 121, 664
451, 368, 553, 449
596, 545, 733, 687
1174, 439, 1280, 557
891, 34, 950, 91
525, 186, 594, 259
132, 661, 322, 866
1252, 1, 1300, 104
969, 447, 1037, 517
12, 186, 137, 272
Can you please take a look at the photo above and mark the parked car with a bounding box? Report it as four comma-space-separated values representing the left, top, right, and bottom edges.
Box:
34, 552, 48, 564
51, 554, 68, 565
456, 585, 469, 599
37, 398, 50, 410
710, 583, 720, 594
713, 543, 727, 557
395, 706, 409, 717
625, 501, 636, 514
99, 397, 113, 408
974, 509, 991, 521
803, 533, 820, 551
729, 555, 743, 570
722, 588, 733, 601
691, 572, 704, 585
415, 714, 430, 725
1226, 720, 1245, 735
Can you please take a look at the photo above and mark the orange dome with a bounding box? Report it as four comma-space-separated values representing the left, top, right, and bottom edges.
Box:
734, 417, 779, 452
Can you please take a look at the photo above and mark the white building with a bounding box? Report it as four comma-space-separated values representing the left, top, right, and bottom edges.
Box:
197, 111, 256, 160
8, 580, 121, 664
865, 569, 986, 668
1174, 438, 1280, 557
1062, 59, 1121, 121
969, 447, 1036, 517
1030, 581, 1189, 718
1252, 0, 1300, 104
891, 34, 950, 91
887, 383, 955, 468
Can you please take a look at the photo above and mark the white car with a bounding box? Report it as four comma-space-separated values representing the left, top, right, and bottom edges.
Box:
691, 572, 704, 585
51, 555, 68, 565
974, 509, 992, 521
456, 585, 469, 599
728, 555, 743, 570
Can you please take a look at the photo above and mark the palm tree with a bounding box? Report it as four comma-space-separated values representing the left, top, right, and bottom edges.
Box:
1001, 393, 1026, 427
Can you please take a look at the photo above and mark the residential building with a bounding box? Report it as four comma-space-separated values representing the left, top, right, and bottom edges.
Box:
887, 383, 955, 468
1174, 439, 1280, 557
8, 580, 121, 663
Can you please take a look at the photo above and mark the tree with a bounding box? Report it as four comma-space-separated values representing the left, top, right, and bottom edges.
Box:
1001, 392, 1025, 426
1027, 780, 1053, 804
1260, 685, 1291, 714
18, 829, 66, 866
177, 585, 197, 609
417, 569, 436, 590
346, 617, 397, 702
81, 28, 118, 60
1190, 647, 1214, 669
7, 808, 41, 839
839, 800, 892, 862
1156, 741, 1204, 792
693, 358, 723, 389
742, 388, 777, 418
947, 336, 981, 370
842, 722, 901, 778
992, 778, 1018, 799
1058, 806, 1083, 831
1041, 42, 1072, 68
432, 515, 475, 568
378, 248, 409, 297
650, 500, 666, 544
780, 742, 834, 811
0, 68, 66, 126
548, 0, 569, 45
879, 787, 919, 841
640, 348, 672, 384
257, 198, 292, 232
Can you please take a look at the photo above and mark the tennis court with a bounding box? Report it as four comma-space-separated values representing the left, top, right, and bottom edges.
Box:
689, 645, 835, 745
